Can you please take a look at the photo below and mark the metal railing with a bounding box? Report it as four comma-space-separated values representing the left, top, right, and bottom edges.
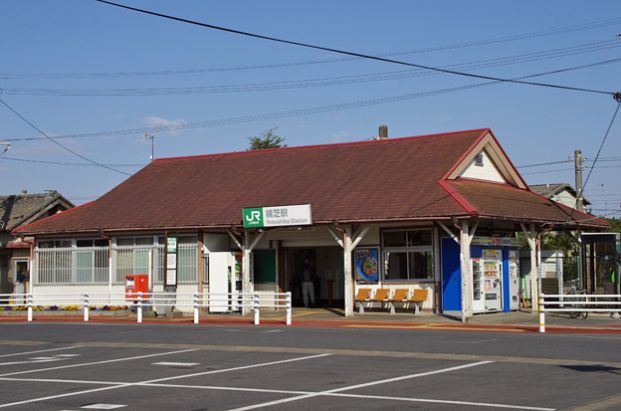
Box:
538, 293, 621, 333
0, 291, 292, 326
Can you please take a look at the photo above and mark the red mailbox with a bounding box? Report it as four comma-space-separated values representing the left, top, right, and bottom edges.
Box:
125, 274, 149, 300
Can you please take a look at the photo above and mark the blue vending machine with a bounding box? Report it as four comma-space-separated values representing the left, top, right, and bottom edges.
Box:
442, 237, 520, 314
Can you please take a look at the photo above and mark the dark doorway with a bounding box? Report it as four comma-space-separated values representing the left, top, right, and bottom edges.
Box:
285, 247, 343, 308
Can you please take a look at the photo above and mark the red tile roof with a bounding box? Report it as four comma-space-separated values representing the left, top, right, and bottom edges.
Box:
14, 128, 607, 235
446, 179, 608, 227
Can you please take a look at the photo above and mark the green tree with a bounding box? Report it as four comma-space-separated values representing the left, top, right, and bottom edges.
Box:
601, 217, 621, 233
248, 128, 286, 150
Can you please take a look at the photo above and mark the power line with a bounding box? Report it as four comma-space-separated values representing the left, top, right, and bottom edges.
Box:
0, 156, 144, 167
6, 42, 621, 97
95, 0, 616, 98
4, 57, 618, 143
518, 159, 573, 168
4, 16, 621, 79
518, 156, 621, 168
579, 101, 621, 197
0, 98, 132, 176
521, 167, 575, 175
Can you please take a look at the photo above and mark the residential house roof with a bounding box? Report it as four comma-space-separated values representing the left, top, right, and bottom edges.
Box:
529, 183, 591, 206
14, 129, 607, 235
1, 191, 74, 232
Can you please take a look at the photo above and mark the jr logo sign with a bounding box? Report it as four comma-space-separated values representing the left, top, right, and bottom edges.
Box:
243, 204, 312, 228
243, 207, 264, 228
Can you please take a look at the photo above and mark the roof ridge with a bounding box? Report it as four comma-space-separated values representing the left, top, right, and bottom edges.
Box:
153, 128, 490, 163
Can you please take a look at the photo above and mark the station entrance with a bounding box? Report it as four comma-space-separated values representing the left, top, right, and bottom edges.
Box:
282, 247, 344, 308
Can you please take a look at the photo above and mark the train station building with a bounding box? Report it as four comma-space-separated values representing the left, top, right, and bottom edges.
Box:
14, 128, 607, 319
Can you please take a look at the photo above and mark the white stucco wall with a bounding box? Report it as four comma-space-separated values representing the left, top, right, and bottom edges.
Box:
460, 150, 506, 183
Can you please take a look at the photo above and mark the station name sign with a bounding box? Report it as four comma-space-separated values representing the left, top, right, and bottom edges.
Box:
243, 204, 312, 228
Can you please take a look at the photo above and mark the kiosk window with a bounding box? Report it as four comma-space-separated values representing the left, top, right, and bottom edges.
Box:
382, 229, 433, 281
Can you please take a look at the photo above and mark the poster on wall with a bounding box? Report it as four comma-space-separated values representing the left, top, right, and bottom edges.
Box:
354, 248, 379, 283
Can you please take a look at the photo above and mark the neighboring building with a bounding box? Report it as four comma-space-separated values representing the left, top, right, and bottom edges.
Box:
14, 129, 607, 319
527, 183, 593, 295
530, 183, 590, 212
1, 191, 73, 295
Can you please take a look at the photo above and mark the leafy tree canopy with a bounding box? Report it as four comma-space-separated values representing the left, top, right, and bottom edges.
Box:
248, 128, 286, 150
601, 217, 621, 233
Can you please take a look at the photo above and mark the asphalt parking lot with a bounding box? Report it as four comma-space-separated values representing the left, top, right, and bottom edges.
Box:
1, 322, 621, 410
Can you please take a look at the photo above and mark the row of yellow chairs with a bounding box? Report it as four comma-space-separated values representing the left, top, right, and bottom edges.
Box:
355, 287, 428, 315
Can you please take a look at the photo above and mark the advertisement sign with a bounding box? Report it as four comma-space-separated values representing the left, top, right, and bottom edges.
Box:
243, 204, 312, 228
472, 236, 521, 247
165, 236, 177, 287
483, 249, 502, 260
166, 237, 177, 253
166, 269, 177, 286
354, 248, 380, 283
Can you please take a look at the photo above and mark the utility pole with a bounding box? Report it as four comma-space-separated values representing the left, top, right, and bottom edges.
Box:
574, 149, 584, 212
144, 133, 155, 161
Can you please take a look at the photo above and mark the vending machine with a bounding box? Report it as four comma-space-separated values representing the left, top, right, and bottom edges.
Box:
482, 249, 503, 312
508, 250, 520, 310
471, 257, 484, 313
208, 252, 241, 312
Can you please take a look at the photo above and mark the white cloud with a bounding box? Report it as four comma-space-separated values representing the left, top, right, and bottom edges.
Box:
141, 115, 187, 135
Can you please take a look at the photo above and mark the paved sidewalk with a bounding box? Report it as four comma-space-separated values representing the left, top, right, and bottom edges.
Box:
3, 307, 621, 334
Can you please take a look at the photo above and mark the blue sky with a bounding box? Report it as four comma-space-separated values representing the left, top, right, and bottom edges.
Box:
1, 0, 620, 215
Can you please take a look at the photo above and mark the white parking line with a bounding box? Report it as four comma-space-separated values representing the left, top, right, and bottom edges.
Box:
226, 361, 497, 411
0, 372, 555, 411
0, 353, 331, 409
325, 392, 555, 411
152, 362, 199, 367
0, 346, 80, 359
0, 348, 197, 378
142, 353, 332, 384
0, 355, 73, 366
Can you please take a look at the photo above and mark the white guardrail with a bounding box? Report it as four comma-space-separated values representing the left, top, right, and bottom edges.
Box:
539, 293, 621, 333
0, 291, 292, 326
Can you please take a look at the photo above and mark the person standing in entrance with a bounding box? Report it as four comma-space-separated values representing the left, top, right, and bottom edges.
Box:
302, 259, 316, 308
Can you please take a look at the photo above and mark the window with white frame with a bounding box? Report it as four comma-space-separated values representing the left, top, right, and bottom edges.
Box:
114, 237, 156, 283
75, 239, 109, 283
113, 235, 197, 284
37, 240, 72, 284
382, 229, 433, 281
177, 236, 198, 284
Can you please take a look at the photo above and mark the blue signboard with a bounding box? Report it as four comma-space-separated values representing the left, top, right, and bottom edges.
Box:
354, 248, 380, 283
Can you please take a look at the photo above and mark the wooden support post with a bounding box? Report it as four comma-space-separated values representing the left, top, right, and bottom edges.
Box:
343, 225, 354, 317
459, 220, 478, 322
329, 223, 369, 317
231, 229, 265, 316
521, 223, 539, 311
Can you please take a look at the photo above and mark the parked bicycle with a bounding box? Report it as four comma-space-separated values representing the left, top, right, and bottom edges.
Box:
566, 279, 588, 319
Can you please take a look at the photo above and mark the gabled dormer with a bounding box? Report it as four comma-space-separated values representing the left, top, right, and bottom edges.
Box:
444, 130, 528, 189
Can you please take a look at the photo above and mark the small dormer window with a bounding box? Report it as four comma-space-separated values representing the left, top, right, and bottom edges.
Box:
474, 153, 484, 167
